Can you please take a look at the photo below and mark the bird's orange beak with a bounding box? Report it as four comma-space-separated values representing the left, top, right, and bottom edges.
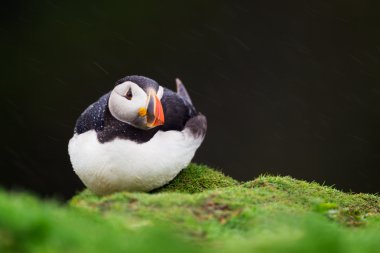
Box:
146, 93, 165, 128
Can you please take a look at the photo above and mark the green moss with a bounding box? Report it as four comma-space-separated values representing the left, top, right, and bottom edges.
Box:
1, 164, 380, 253
153, 163, 239, 193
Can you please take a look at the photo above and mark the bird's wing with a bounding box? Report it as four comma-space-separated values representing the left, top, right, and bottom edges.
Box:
184, 113, 207, 139
176, 78, 193, 106
74, 93, 110, 134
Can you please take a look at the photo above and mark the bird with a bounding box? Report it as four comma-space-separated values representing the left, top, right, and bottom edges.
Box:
68, 75, 207, 195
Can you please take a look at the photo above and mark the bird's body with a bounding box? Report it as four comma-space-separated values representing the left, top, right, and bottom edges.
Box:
68, 76, 206, 195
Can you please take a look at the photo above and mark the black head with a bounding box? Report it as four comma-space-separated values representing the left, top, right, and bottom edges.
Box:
115, 75, 160, 94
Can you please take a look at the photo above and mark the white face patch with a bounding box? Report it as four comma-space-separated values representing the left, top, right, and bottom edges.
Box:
109, 81, 148, 124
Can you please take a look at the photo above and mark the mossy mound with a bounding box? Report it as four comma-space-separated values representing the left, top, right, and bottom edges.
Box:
1, 164, 380, 253
153, 163, 239, 193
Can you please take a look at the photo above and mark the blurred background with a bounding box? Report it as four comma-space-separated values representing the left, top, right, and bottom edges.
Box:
1, 0, 379, 199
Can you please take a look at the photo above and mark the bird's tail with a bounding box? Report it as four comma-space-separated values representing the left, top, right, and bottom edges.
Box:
176, 78, 193, 106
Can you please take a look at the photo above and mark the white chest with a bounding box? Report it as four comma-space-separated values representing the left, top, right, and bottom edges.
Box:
68, 129, 204, 195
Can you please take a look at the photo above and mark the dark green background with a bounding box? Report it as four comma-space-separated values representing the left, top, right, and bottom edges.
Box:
1, 0, 380, 198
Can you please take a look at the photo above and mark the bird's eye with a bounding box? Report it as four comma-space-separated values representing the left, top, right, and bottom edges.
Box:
125, 88, 133, 100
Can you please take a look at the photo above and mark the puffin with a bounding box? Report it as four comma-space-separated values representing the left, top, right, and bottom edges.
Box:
68, 75, 207, 195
